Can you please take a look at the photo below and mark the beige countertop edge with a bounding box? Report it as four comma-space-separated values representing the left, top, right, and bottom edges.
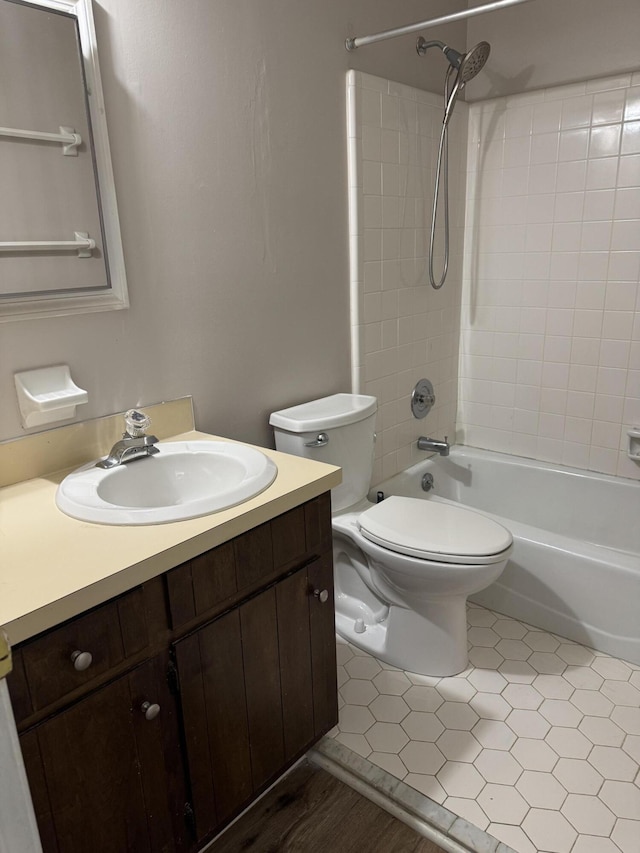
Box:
1, 431, 341, 646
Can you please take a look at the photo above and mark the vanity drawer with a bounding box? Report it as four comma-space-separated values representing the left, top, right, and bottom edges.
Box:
20, 601, 125, 713
10, 578, 169, 723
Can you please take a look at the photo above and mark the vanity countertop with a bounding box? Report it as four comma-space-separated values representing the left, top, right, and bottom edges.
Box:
0, 430, 340, 645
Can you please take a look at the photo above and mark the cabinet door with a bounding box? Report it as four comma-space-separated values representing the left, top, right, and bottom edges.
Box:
175, 558, 338, 844
21, 654, 186, 853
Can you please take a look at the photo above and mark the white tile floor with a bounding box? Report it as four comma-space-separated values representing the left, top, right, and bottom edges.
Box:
330, 603, 640, 853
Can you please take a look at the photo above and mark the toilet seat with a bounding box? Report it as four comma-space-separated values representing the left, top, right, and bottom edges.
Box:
358, 496, 512, 565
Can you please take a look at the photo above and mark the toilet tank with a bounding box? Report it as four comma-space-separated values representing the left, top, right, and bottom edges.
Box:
270, 394, 377, 512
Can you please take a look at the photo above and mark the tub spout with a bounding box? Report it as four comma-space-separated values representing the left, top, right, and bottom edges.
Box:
417, 436, 450, 456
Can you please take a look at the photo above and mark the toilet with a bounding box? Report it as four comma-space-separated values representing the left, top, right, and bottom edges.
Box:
270, 394, 513, 676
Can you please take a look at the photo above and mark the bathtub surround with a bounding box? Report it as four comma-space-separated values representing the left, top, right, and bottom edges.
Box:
332, 605, 640, 853
347, 71, 468, 485
459, 71, 640, 481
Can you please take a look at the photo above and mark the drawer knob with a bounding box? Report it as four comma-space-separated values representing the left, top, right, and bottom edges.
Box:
70, 650, 93, 671
314, 588, 329, 604
141, 701, 161, 721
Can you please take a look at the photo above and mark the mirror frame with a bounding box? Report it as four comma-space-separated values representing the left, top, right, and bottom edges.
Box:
0, 0, 128, 322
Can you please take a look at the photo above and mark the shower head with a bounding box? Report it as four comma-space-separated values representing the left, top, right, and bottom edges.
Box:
457, 41, 491, 84
417, 38, 491, 126
416, 38, 490, 83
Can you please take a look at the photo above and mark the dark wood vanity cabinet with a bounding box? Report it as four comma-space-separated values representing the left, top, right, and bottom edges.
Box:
20, 653, 187, 853
175, 553, 336, 843
9, 493, 337, 853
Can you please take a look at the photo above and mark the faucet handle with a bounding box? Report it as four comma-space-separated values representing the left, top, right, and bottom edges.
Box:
124, 409, 152, 438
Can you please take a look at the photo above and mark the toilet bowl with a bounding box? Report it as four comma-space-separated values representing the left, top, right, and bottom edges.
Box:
270, 394, 512, 676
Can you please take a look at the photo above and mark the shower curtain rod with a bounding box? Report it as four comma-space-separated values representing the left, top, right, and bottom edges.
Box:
345, 0, 535, 50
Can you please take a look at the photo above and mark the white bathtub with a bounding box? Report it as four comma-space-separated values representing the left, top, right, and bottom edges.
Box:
373, 447, 640, 665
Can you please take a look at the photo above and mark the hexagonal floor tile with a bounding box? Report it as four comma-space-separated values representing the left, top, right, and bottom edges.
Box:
488, 823, 537, 853
365, 721, 410, 754
399, 741, 446, 775
579, 715, 625, 746
368, 694, 410, 723
591, 656, 633, 680
474, 748, 523, 784
545, 726, 593, 758
437, 761, 485, 798
533, 673, 574, 699
344, 655, 382, 680
477, 783, 529, 824
437, 702, 480, 731
443, 796, 489, 830
436, 730, 482, 763
539, 697, 583, 727
588, 744, 638, 781
403, 685, 444, 713
340, 678, 379, 706
601, 679, 640, 706
472, 718, 518, 751
498, 659, 537, 683
511, 737, 559, 771
527, 651, 566, 674
506, 708, 551, 739
469, 692, 512, 721
612, 818, 640, 853
502, 683, 544, 710
338, 704, 375, 734
562, 793, 616, 836
523, 630, 560, 652
468, 668, 508, 694
556, 643, 596, 666
553, 757, 604, 794
570, 689, 614, 718
496, 639, 532, 661
493, 619, 528, 640
469, 647, 504, 669
468, 626, 500, 647
522, 808, 577, 852
611, 705, 640, 735
373, 669, 411, 696
401, 711, 445, 742
564, 666, 604, 690
516, 769, 568, 809
436, 677, 477, 703
599, 779, 640, 818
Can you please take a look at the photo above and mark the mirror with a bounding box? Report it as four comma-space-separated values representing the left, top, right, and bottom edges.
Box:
0, 0, 128, 321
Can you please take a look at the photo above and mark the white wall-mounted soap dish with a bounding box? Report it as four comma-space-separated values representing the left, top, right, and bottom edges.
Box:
14, 365, 88, 429
628, 427, 640, 462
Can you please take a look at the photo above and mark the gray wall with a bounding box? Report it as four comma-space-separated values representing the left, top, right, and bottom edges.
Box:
1, 0, 638, 447
0, 0, 465, 446
467, 0, 640, 101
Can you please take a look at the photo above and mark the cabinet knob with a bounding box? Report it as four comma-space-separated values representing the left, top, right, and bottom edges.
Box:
314, 588, 329, 604
70, 650, 93, 671
141, 701, 161, 721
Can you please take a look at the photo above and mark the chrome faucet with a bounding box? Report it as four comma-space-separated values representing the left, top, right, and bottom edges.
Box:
96, 409, 160, 469
417, 435, 450, 456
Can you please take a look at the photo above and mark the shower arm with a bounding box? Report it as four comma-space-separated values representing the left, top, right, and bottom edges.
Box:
345, 0, 534, 50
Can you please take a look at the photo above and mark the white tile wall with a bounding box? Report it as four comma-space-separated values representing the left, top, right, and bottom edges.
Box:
347, 71, 468, 485
460, 72, 640, 481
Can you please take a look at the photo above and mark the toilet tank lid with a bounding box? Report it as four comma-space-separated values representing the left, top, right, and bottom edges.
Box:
270, 393, 377, 432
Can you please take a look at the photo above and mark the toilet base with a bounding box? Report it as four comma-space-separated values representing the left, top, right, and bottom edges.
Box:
335, 595, 469, 677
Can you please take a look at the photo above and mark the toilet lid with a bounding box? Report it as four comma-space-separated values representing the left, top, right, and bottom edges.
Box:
358, 496, 512, 563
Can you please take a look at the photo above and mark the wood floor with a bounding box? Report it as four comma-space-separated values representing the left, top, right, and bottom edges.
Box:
208, 761, 447, 853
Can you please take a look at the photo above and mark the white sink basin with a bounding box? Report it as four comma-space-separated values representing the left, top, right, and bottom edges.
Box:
56, 441, 278, 525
